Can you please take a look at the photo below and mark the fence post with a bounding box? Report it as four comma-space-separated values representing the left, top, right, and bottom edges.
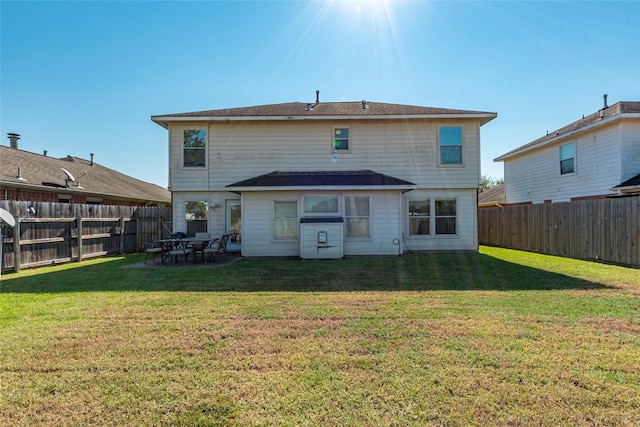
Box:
76, 216, 83, 262
135, 215, 141, 252
13, 218, 21, 273
120, 217, 125, 255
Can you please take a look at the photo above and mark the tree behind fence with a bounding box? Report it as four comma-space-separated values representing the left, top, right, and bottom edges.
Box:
0, 201, 173, 272
478, 197, 639, 267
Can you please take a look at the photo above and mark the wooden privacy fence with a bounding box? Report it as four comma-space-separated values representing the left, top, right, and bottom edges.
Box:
478, 197, 640, 267
0, 201, 173, 273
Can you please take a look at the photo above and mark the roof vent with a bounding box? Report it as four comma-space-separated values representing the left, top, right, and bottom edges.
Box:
603, 94, 608, 109
306, 103, 312, 111
7, 133, 20, 149
362, 100, 368, 109
90, 153, 94, 166
315, 90, 320, 104
16, 166, 26, 182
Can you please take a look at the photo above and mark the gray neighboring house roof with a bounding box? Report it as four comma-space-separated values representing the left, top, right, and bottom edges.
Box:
478, 184, 506, 207
152, 100, 497, 125
611, 173, 640, 194
495, 101, 640, 161
1, 145, 171, 204
226, 170, 416, 190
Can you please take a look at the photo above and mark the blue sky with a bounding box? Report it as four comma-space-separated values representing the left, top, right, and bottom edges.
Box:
2, 0, 639, 188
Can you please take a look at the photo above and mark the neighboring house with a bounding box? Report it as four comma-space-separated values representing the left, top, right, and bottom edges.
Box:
495, 97, 640, 204
478, 183, 505, 208
1, 134, 171, 206
151, 94, 496, 257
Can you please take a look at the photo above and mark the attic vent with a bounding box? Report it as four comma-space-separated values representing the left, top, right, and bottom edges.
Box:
306, 103, 312, 111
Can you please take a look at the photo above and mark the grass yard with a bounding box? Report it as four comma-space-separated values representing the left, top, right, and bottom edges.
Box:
1, 246, 639, 426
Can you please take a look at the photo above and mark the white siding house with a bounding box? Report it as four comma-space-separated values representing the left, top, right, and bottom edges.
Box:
152, 96, 496, 257
495, 99, 640, 204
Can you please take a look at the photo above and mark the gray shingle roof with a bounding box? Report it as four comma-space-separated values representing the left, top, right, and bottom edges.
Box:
152, 101, 496, 125
1, 146, 171, 204
613, 173, 640, 189
478, 184, 505, 206
227, 170, 415, 188
496, 101, 640, 161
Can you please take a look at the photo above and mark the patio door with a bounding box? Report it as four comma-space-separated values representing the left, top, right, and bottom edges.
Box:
226, 200, 241, 252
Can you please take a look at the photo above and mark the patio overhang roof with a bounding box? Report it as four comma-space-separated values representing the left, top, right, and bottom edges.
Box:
226, 170, 416, 192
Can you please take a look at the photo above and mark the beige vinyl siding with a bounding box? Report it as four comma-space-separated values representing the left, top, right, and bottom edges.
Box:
621, 120, 640, 182
168, 120, 482, 192
504, 123, 622, 203
402, 189, 478, 252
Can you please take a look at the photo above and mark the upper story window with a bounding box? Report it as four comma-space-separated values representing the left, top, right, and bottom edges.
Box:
333, 127, 350, 152
304, 196, 339, 215
345, 196, 370, 238
559, 142, 575, 175
183, 129, 206, 168
439, 126, 463, 165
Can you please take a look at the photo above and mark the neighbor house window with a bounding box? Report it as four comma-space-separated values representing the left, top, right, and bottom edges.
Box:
184, 129, 206, 167
186, 201, 208, 235
439, 126, 463, 165
559, 142, 575, 175
345, 196, 370, 238
304, 196, 339, 214
274, 201, 298, 239
408, 199, 430, 235
435, 199, 457, 235
333, 127, 350, 152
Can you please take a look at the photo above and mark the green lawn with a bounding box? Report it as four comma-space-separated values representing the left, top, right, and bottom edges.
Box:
1, 247, 639, 426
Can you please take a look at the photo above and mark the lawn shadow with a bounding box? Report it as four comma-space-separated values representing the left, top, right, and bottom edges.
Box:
0, 251, 614, 293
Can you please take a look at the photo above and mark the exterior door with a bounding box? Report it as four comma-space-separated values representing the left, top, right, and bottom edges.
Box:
226, 200, 241, 252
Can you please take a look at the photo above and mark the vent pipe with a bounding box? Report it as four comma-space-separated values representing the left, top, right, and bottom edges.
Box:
315, 90, 320, 104
90, 153, 94, 166
44, 150, 48, 157
7, 133, 20, 149
362, 100, 368, 109
603, 94, 608, 109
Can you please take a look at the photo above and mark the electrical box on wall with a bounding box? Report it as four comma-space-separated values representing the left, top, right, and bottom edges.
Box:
300, 217, 343, 259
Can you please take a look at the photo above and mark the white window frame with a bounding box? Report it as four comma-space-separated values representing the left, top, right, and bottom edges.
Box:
407, 197, 458, 237
273, 200, 299, 240
434, 198, 457, 235
183, 129, 207, 168
559, 141, 576, 176
438, 125, 463, 166
344, 196, 371, 239
332, 126, 351, 154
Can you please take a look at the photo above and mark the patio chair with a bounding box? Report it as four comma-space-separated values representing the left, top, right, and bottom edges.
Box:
203, 234, 229, 263
167, 238, 194, 264
143, 238, 164, 264
188, 232, 211, 263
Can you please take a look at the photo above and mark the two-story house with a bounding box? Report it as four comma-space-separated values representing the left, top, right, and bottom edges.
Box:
495, 97, 640, 204
151, 94, 496, 258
